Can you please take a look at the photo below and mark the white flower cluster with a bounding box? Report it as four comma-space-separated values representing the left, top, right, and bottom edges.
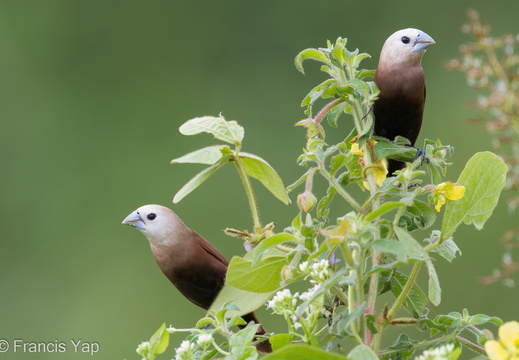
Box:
299, 259, 332, 284
415, 343, 455, 360
267, 285, 324, 335
136, 341, 151, 359
266, 288, 298, 315
174, 340, 196, 360
197, 333, 213, 348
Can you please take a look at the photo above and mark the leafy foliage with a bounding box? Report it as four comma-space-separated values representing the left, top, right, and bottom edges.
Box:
135, 33, 508, 360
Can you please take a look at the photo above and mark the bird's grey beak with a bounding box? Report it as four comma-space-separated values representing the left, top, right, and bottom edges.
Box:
122, 210, 146, 231
413, 32, 435, 52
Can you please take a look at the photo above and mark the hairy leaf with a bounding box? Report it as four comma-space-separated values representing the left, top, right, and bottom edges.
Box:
269, 333, 295, 351
227, 256, 287, 293
171, 145, 227, 165
391, 272, 427, 316
262, 344, 350, 360
295, 49, 332, 75
179, 115, 244, 145
251, 233, 299, 265
172, 155, 231, 203
209, 284, 277, 317
240, 153, 290, 204
425, 260, 441, 306
348, 345, 379, 360
365, 202, 406, 222
441, 152, 507, 241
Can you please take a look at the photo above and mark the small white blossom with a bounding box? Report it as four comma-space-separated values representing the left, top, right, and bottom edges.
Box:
299, 259, 332, 284
309, 259, 332, 284
136, 341, 151, 358
415, 344, 456, 360
197, 333, 213, 348
300, 285, 320, 302
174, 340, 196, 360
267, 289, 298, 314
290, 314, 302, 330
299, 261, 310, 273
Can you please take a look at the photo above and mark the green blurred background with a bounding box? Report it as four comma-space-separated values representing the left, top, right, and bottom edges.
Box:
1, 1, 518, 359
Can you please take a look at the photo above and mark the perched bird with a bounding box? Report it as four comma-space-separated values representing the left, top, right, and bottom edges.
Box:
373, 28, 435, 175
122, 204, 272, 353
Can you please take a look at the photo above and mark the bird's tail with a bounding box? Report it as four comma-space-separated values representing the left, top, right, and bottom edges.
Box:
241, 312, 272, 353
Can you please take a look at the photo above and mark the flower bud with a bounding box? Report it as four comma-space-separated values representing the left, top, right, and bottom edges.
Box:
297, 191, 317, 212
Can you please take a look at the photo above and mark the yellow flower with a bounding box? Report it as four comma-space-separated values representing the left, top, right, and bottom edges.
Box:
485, 321, 519, 360
350, 140, 387, 190
363, 157, 388, 190
432, 181, 466, 212
350, 143, 363, 156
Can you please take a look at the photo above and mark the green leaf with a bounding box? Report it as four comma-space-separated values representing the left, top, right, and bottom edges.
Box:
365, 202, 406, 222
391, 272, 427, 316
370, 240, 407, 262
287, 168, 312, 193
348, 345, 379, 360
336, 303, 366, 336
382, 334, 416, 360
209, 284, 277, 317
295, 49, 332, 74
227, 256, 288, 293
441, 152, 507, 241
435, 238, 462, 263
393, 226, 428, 261
172, 154, 231, 203
147, 323, 169, 358
417, 317, 448, 336
179, 115, 244, 145
469, 314, 504, 326
230, 323, 261, 348
240, 153, 290, 204
433, 312, 463, 327
171, 145, 227, 165
405, 201, 437, 231
317, 186, 337, 218
251, 233, 299, 265
425, 260, 441, 306
269, 333, 295, 351
262, 344, 351, 360
296, 268, 348, 318
327, 102, 348, 127
373, 140, 415, 161
234, 347, 258, 360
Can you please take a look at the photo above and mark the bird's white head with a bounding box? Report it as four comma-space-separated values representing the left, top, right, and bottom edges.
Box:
122, 204, 187, 245
379, 28, 435, 68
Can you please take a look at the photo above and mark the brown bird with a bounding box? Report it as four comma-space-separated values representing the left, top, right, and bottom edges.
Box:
122, 204, 272, 353
373, 28, 435, 175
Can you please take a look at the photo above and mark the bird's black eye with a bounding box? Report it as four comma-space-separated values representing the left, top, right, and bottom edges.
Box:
147, 213, 157, 221
401, 36, 410, 44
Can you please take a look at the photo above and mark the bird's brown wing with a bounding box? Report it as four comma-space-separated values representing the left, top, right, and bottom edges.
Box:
172, 231, 228, 309
194, 231, 230, 267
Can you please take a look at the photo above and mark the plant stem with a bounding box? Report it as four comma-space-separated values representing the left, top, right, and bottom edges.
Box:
319, 166, 368, 215
387, 262, 422, 320
314, 99, 343, 123
233, 146, 262, 234
378, 332, 459, 357
456, 335, 487, 355
347, 277, 365, 345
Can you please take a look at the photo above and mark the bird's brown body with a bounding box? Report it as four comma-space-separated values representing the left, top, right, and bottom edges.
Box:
373, 28, 435, 174
151, 229, 228, 309
123, 205, 271, 353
